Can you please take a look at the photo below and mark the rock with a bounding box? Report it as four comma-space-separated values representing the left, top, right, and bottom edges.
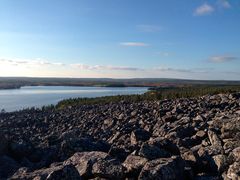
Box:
221, 118, 240, 137
196, 130, 207, 139
198, 145, 222, 157
148, 137, 180, 155
223, 140, 240, 154
232, 147, 240, 161
60, 137, 110, 159
226, 162, 240, 180
108, 145, 129, 162
131, 110, 138, 117
139, 142, 170, 160
118, 113, 124, 120
212, 154, 228, 172
139, 156, 185, 180
92, 158, 126, 179
108, 131, 120, 144
193, 115, 205, 122
11, 164, 81, 180
162, 114, 177, 123
207, 130, 222, 147
181, 150, 198, 168
103, 118, 115, 128
123, 155, 148, 176
64, 151, 109, 178
46, 164, 81, 180
175, 125, 196, 139
130, 129, 151, 145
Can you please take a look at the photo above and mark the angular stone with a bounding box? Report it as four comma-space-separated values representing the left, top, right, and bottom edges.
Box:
139, 142, 170, 160
196, 130, 207, 138
130, 129, 151, 145
212, 154, 228, 172
64, 151, 109, 178
92, 158, 126, 179
139, 156, 185, 180
123, 155, 148, 176
208, 130, 222, 147
181, 150, 197, 166
46, 164, 81, 180
108, 145, 129, 162
148, 137, 180, 155
11, 164, 80, 180
162, 114, 177, 123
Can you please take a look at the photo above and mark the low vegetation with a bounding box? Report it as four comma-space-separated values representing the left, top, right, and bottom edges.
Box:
57, 85, 240, 109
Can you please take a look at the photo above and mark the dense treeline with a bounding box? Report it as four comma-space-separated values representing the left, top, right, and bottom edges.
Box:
56, 85, 240, 109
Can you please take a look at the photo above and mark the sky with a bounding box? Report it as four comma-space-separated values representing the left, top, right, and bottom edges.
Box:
0, 0, 239, 80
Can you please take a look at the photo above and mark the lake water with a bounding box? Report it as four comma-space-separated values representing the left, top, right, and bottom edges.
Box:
0, 86, 148, 112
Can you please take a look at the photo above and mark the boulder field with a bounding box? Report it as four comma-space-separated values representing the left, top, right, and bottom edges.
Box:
0, 92, 240, 179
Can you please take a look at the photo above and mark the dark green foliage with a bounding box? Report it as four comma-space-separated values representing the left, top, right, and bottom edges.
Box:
56, 85, 240, 109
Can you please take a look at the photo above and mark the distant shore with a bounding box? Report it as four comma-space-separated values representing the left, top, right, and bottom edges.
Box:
1, 77, 240, 90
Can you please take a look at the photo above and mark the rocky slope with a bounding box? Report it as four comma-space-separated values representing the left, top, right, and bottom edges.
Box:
0, 92, 240, 179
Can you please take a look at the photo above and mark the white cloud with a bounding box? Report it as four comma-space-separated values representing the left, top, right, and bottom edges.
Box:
209, 55, 238, 63
120, 42, 149, 47
194, 3, 215, 16
217, 0, 231, 9
137, 25, 162, 32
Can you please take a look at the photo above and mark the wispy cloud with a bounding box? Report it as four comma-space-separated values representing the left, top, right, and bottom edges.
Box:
194, 3, 215, 16
120, 42, 149, 47
1, 58, 238, 79
154, 67, 193, 73
217, 0, 231, 9
156, 52, 171, 57
0, 58, 65, 67
137, 25, 162, 32
71, 64, 142, 71
209, 55, 238, 63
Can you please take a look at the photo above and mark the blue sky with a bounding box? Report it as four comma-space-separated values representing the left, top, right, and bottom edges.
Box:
0, 0, 239, 79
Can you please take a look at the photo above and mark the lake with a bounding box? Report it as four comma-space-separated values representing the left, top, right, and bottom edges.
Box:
0, 86, 148, 112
